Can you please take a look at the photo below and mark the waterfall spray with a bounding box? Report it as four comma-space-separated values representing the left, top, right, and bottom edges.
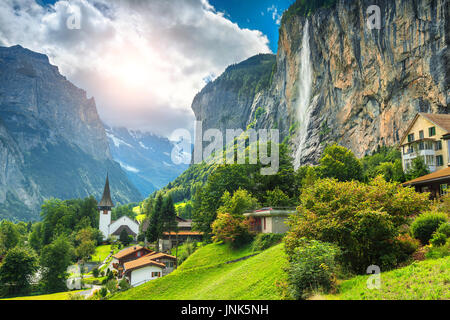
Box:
294, 19, 313, 170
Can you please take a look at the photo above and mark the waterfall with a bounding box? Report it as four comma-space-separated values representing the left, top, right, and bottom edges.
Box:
294, 20, 313, 170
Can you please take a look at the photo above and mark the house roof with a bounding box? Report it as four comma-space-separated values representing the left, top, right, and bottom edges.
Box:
146, 252, 177, 261
123, 256, 166, 274
400, 113, 450, 145
98, 174, 114, 208
243, 207, 296, 217
403, 166, 450, 186
112, 245, 152, 259
111, 225, 137, 237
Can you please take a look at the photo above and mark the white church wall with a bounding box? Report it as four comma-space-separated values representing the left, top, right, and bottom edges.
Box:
109, 216, 140, 237
99, 209, 111, 240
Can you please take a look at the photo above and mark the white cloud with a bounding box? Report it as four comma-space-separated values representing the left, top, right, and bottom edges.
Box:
267, 5, 282, 25
0, 0, 271, 137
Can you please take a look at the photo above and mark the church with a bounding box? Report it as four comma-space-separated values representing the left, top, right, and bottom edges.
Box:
98, 175, 140, 240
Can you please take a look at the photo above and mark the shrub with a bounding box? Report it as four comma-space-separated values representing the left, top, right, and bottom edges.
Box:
395, 234, 420, 256
285, 177, 430, 273
286, 238, 340, 299
411, 212, 448, 244
118, 278, 131, 291
252, 233, 285, 252
436, 222, 450, 237
99, 287, 108, 298
426, 238, 450, 259
92, 268, 100, 278
211, 213, 253, 248
430, 232, 447, 247
105, 279, 118, 294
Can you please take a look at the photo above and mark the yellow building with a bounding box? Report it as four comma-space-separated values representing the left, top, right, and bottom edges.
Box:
400, 113, 450, 173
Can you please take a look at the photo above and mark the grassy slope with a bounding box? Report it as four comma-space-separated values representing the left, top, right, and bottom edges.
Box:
325, 256, 450, 300
2, 290, 84, 300
90, 245, 112, 262
178, 242, 256, 271
111, 243, 287, 300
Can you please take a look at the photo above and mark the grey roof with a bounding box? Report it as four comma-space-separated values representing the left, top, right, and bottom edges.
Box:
98, 174, 114, 208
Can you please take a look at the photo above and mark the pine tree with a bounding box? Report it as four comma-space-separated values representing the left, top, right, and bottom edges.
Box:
146, 194, 164, 243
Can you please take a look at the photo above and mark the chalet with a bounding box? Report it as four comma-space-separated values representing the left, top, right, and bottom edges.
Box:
142, 216, 202, 252
123, 256, 165, 287
400, 113, 450, 173
112, 245, 153, 277
403, 166, 450, 198
98, 174, 140, 240
123, 252, 177, 286
243, 208, 296, 234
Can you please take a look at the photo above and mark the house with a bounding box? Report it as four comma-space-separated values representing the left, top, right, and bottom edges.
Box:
243, 208, 296, 234
142, 216, 202, 252
98, 174, 140, 240
122, 252, 177, 286
123, 256, 165, 287
403, 166, 450, 198
399, 113, 450, 173
112, 245, 153, 277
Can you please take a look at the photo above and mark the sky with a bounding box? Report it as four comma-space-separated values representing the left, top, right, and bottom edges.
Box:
0, 0, 295, 138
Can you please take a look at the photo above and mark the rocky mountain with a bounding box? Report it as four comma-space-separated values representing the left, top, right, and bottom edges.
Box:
105, 125, 189, 198
0, 45, 141, 221
192, 0, 449, 168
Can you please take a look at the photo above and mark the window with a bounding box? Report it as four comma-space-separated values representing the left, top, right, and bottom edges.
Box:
419, 130, 424, 139
436, 155, 444, 166
435, 140, 442, 150
151, 272, 161, 278
407, 133, 415, 142
137, 251, 142, 257
426, 155, 435, 165
440, 184, 448, 196
429, 127, 436, 137
419, 141, 424, 150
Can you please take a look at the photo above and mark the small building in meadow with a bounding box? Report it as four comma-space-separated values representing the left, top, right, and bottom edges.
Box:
123, 252, 177, 286
243, 208, 296, 234
112, 245, 153, 277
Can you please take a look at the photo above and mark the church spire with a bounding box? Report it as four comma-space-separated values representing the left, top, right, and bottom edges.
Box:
98, 173, 114, 208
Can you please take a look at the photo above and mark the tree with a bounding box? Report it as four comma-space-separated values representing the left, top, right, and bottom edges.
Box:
211, 212, 252, 248
0, 220, 20, 255
146, 194, 164, 243
217, 189, 259, 216
119, 229, 132, 246
40, 235, 74, 293
264, 188, 292, 207
0, 247, 38, 295
285, 177, 431, 273
318, 143, 363, 181
406, 156, 430, 181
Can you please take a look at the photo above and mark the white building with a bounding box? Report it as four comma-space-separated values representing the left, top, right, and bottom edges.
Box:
98, 174, 140, 240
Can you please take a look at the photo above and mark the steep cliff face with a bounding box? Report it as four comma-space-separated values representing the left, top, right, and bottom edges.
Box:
192, 0, 449, 167
0, 45, 141, 221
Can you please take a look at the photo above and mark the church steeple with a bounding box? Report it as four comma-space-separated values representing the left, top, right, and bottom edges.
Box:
98, 174, 114, 209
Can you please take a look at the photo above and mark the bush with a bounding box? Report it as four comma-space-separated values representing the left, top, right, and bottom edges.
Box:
430, 232, 448, 247
411, 212, 448, 244
105, 279, 118, 294
436, 222, 450, 237
211, 213, 253, 248
286, 238, 340, 299
426, 238, 450, 259
118, 278, 131, 291
252, 233, 285, 252
92, 268, 100, 278
395, 234, 420, 256
285, 177, 430, 273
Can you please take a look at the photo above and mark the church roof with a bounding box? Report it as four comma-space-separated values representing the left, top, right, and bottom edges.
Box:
99, 174, 114, 208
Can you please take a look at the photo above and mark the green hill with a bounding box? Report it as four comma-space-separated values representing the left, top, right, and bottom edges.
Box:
110, 243, 287, 300
324, 256, 450, 300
